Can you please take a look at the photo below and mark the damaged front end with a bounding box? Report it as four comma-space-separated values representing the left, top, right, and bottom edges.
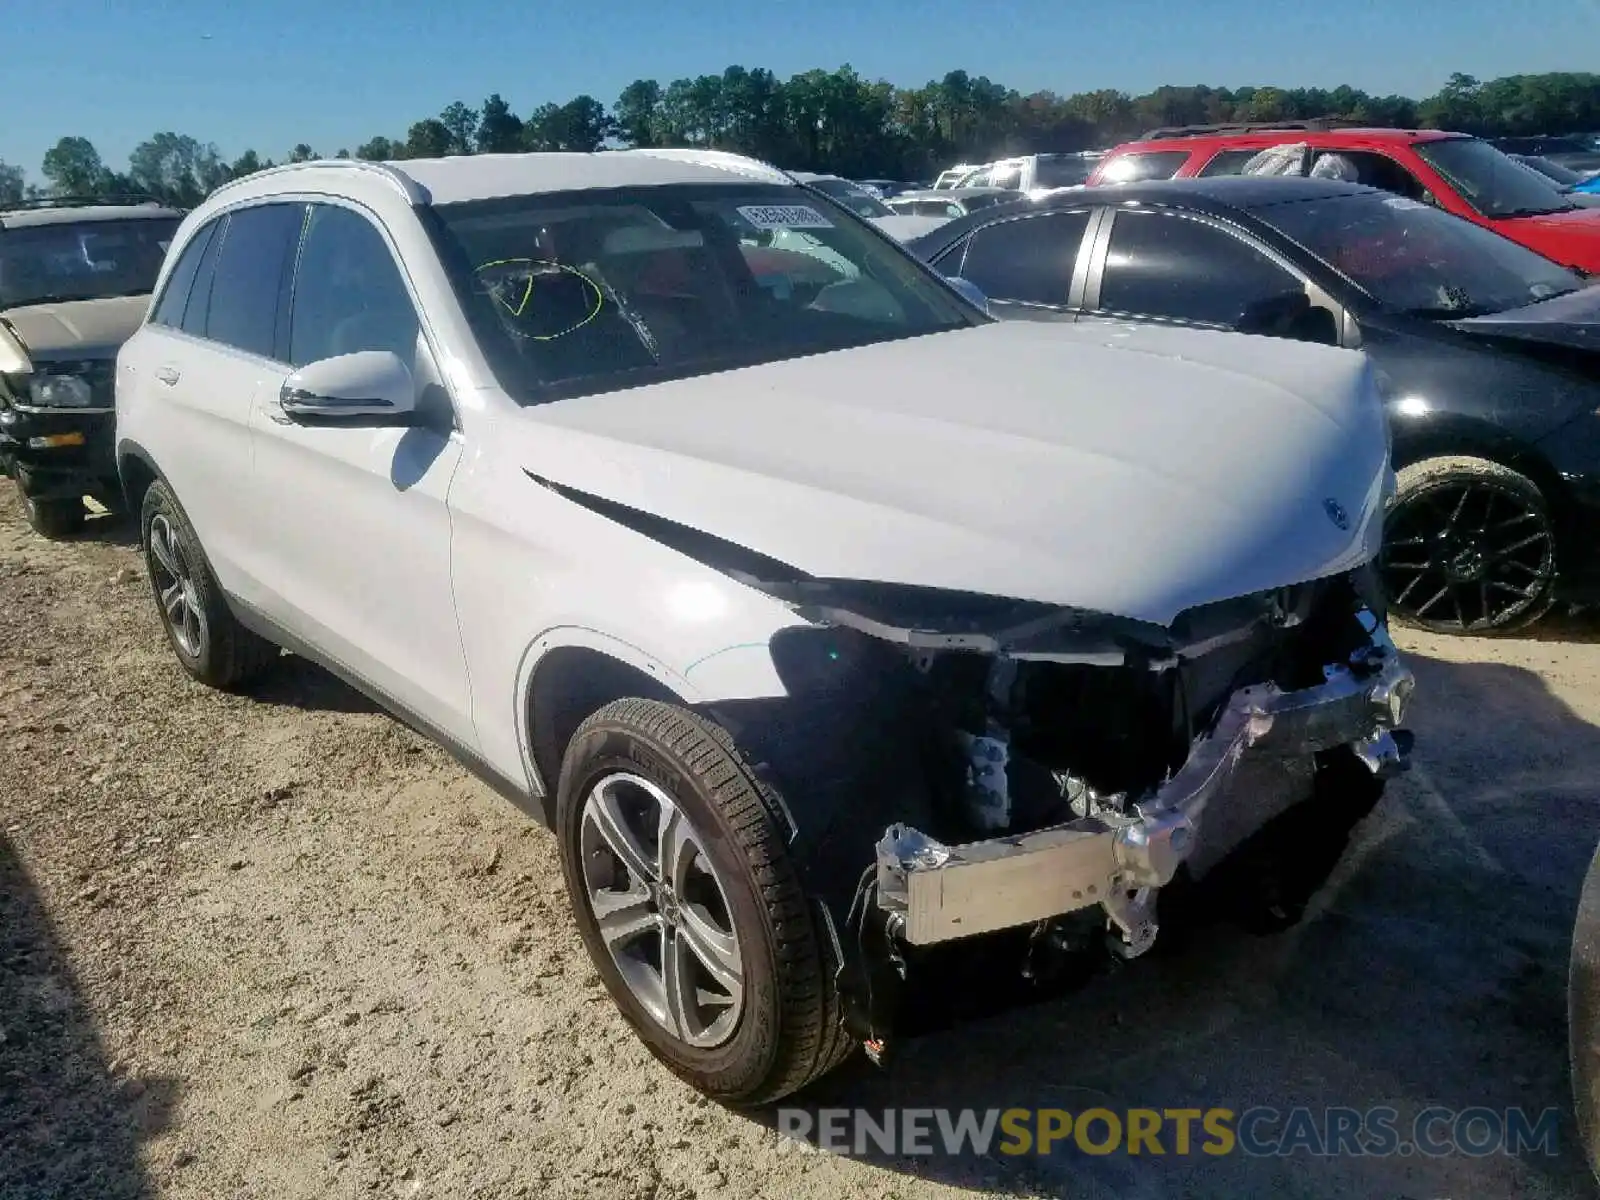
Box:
713, 565, 1414, 1056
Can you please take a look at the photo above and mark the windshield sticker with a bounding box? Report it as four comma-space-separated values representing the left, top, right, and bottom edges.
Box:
1383, 196, 1428, 211
474, 258, 603, 342
736, 204, 835, 231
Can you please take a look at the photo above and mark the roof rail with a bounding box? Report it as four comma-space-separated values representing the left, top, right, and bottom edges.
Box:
1137, 117, 1367, 141
206, 158, 429, 205
8, 192, 167, 210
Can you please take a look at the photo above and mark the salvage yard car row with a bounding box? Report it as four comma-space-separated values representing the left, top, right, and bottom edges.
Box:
0, 126, 1589, 1105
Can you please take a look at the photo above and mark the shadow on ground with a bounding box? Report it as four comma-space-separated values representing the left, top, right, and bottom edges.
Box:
740, 650, 1600, 1199
0, 835, 177, 1199
245, 653, 381, 716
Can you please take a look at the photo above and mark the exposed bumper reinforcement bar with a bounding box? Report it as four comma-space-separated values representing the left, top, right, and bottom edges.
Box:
875, 621, 1415, 950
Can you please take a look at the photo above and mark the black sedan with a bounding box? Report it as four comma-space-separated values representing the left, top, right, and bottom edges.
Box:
906, 177, 1600, 635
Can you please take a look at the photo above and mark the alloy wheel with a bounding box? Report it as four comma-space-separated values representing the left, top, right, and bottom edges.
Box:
1380, 478, 1555, 632
578, 772, 745, 1048
148, 514, 207, 658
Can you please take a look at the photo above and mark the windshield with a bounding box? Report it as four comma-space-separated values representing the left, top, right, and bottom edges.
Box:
0, 216, 180, 308
1261, 191, 1584, 317
1415, 137, 1577, 218
799, 178, 893, 218
427, 182, 978, 402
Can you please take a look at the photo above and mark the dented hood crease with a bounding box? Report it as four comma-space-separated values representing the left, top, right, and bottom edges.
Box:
511, 320, 1388, 626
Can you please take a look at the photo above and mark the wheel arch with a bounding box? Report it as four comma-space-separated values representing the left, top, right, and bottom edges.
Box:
518, 631, 701, 806
1390, 415, 1574, 522
115, 439, 164, 519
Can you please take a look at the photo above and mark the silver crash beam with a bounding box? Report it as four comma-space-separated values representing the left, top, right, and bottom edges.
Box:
874, 613, 1415, 955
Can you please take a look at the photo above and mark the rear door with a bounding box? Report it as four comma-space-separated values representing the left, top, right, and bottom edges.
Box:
117, 203, 302, 596
932, 208, 1100, 320
241, 200, 473, 744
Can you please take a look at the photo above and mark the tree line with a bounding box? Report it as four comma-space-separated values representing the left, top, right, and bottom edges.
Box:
3, 68, 1597, 209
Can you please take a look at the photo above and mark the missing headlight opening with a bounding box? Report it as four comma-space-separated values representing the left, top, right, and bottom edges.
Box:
754, 569, 1412, 1051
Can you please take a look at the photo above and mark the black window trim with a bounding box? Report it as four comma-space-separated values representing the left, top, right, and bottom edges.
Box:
1082, 205, 1345, 335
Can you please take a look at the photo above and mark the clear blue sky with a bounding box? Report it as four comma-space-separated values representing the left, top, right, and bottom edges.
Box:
8, 0, 1598, 179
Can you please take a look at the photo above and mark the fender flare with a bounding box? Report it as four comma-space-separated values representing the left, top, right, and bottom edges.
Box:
513, 626, 706, 799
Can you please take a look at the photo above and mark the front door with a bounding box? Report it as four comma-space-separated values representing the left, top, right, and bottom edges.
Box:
243, 200, 474, 745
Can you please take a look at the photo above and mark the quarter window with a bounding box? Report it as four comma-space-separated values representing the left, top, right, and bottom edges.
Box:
289, 205, 420, 368
1099, 209, 1301, 326
953, 211, 1092, 307
150, 219, 219, 328
203, 204, 305, 359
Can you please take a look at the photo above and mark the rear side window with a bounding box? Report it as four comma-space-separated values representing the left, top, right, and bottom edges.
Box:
203, 204, 305, 359
150, 220, 219, 328
1098, 150, 1189, 184
1098, 209, 1301, 326
954, 210, 1092, 306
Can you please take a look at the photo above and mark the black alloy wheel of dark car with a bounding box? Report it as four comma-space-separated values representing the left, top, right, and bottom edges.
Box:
139, 480, 280, 688
1380, 457, 1557, 634
554, 697, 853, 1105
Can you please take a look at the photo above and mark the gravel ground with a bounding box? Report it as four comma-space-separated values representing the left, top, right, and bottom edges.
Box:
3, 489, 1600, 1199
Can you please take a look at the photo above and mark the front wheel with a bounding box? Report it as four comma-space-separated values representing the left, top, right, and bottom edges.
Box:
555, 698, 852, 1104
1380, 456, 1557, 635
14, 477, 85, 538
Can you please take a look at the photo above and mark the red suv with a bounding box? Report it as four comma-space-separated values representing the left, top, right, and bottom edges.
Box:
1088, 120, 1600, 273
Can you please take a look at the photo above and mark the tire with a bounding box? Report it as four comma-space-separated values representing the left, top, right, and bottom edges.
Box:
1381, 455, 1557, 635
15, 478, 85, 538
139, 479, 279, 688
555, 698, 852, 1105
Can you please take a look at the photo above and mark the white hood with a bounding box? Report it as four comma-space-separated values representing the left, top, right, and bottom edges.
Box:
511, 320, 1389, 626
0, 294, 150, 360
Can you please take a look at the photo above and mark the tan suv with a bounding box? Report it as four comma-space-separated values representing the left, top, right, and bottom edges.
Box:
0, 197, 183, 535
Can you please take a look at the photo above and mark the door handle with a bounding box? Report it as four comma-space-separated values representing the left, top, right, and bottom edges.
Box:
156, 366, 181, 387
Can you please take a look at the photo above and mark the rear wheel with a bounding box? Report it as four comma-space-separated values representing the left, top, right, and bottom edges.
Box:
1380, 456, 1557, 635
555, 698, 852, 1104
140, 480, 279, 688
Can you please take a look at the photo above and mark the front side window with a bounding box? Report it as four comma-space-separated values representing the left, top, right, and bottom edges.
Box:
1260, 191, 1583, 316
1415, 137, 1576, 218
426, 182, 978, 401
289, 205, 420, 368
203, 203, 305, 358
1099, 209, 1301, 325
0, 216, 180, 309
1098, 150, 1189, 184
951, 210, 1091, 306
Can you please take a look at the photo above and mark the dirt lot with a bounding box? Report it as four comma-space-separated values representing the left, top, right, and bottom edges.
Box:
3, 489, 1600, 1200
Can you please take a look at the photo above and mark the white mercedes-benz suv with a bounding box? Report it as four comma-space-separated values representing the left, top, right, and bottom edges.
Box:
116, 149, 1414, 1103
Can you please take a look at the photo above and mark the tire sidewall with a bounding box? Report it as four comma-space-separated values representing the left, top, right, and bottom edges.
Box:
1383, 459, 1556, 634
556, 717, 786, 1097
140, 483, 214, 677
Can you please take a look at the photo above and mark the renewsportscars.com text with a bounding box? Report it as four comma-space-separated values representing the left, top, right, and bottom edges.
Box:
776, 1106, 1561, 1158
